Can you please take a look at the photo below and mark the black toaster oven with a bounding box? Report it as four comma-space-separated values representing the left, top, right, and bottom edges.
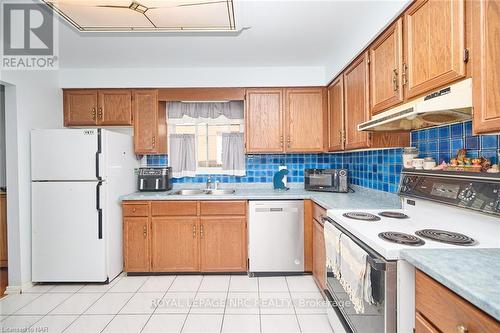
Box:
138, 167, 172, 192
304, 169, 348, 192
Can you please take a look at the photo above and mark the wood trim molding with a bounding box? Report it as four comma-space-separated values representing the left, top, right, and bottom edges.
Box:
158, 88, 246, 101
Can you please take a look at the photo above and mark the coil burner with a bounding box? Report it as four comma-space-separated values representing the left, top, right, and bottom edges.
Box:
342, 212, 381, 221
415, 229, 476, 246
378, 232, 425, 246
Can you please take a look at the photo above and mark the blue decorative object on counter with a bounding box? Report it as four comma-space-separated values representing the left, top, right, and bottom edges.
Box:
273, 169, 289, 190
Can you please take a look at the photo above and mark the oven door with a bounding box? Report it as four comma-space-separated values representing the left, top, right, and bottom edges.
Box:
323, 217, 397, 333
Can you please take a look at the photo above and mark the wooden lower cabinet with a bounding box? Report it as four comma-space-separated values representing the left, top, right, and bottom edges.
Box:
123, 200, 247, 273
415, 270, 500, 333
152, 217, 199, 272
0, 193, 7, 268
312, 218, 326, 290
200, 217, 247, 272
415, 313, 440, 333
123, 217, 150, 272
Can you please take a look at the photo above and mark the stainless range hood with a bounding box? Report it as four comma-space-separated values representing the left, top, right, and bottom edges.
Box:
358, 78, 472, 132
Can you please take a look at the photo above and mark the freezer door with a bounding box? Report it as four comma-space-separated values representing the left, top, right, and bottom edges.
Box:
32, 181, 106, 282
31, 129, 101, 181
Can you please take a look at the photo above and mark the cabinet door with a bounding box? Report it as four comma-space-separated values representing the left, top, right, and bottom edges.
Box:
63, 90, 98, 126
0, 194, 7, 267
245, 89, 284, 153
285, 88, 326, 152
133, 89, 159, 154
471, 0, 500, 134
312, 219, 326, 290
200, 217, 247, 272
151, 217, 199, 272
344, 53, 371, 150
327, 77, 344, 152
123, 217, 150, 272
370, 19, 403, 115
97, 90, 132, 125
404, 0, 466, 99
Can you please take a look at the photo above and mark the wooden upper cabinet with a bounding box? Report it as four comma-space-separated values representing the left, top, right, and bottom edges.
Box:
471, 0, 500, 134
344, 53, 371, 150
245, 89, 284, 153
151, 217, 199, 272
327, 77, 344, 152
97, 90, 132, 125
133, 89, 159, 155
200, 217, 247, 272
370, 18, 404, 115
64, 89, 133, 126
285, 88, 326, 152
404, 0, 466, 99
63, 90, 98, 126
123, 217, 150, 272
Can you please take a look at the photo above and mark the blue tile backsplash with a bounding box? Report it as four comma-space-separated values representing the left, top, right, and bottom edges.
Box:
146, 120, 499, 194
411, 120, 499, 165
147, 149, 403, 193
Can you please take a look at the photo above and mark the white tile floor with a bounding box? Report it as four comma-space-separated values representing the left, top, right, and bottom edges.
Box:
0, 274, 334, 333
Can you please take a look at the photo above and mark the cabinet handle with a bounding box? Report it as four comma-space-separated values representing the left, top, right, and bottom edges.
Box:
200, 224, 204, 239
152, 136, 156, 148
97, 107, 103, 120
402, 63, 408, 85
287, 136, 291, 149
392, 69, 399, 91
143, 225, 147, 239
338, 130, 342, 144
132, 207, 137, 213
280, 135, 284, 148
192, 224, 196, 238
91, 108, 96, 120
456, 325, 468, 333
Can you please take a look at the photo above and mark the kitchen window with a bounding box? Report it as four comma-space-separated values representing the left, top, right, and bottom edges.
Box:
167, 101, 245, 177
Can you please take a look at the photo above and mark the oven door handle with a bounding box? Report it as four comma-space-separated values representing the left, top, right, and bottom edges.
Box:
322, 216, 388, 271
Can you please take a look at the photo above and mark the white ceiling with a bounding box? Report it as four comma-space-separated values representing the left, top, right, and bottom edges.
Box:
56, 0, 410, 82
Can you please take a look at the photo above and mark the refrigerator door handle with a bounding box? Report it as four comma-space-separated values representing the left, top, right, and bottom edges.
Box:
96, 181, 103, 239
96, 129, 102, 180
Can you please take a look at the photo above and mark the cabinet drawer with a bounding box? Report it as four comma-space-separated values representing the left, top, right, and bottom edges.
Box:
200, 201, 246, 216
123, 203, 149, 217
151, 201, 198, 216
312, 203, 326, 222
415, 270, 500, 333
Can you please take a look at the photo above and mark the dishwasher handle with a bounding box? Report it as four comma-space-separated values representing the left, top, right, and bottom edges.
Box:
254, 207, 299, 213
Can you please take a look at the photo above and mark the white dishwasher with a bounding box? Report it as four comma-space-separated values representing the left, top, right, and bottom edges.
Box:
248, 200, 304, 274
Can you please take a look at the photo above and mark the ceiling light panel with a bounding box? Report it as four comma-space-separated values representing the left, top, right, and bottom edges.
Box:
43, 0, 236, 32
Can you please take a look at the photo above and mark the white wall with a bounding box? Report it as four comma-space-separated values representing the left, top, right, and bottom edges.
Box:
58, 66, 326, 88
0, 71, 62, 290
323, 0, 411, 82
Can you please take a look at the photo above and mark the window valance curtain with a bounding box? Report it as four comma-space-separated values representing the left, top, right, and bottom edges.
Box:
167, 101, 244, 120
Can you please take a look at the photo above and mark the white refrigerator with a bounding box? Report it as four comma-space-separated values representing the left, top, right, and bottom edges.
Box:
31, 129, 139, 283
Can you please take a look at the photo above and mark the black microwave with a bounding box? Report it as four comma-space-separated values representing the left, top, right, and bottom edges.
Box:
304, 169, 348, 192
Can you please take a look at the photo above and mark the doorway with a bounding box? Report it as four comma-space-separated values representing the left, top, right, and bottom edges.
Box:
0, 84, 7, 297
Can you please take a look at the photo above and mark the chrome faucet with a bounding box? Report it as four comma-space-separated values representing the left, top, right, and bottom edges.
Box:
206, 176, 213, 190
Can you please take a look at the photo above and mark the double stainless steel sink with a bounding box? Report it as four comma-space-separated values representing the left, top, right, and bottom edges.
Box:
170, 189, 236, 196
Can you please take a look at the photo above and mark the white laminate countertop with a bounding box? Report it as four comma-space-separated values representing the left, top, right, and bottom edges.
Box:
121, 184, 402, 210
